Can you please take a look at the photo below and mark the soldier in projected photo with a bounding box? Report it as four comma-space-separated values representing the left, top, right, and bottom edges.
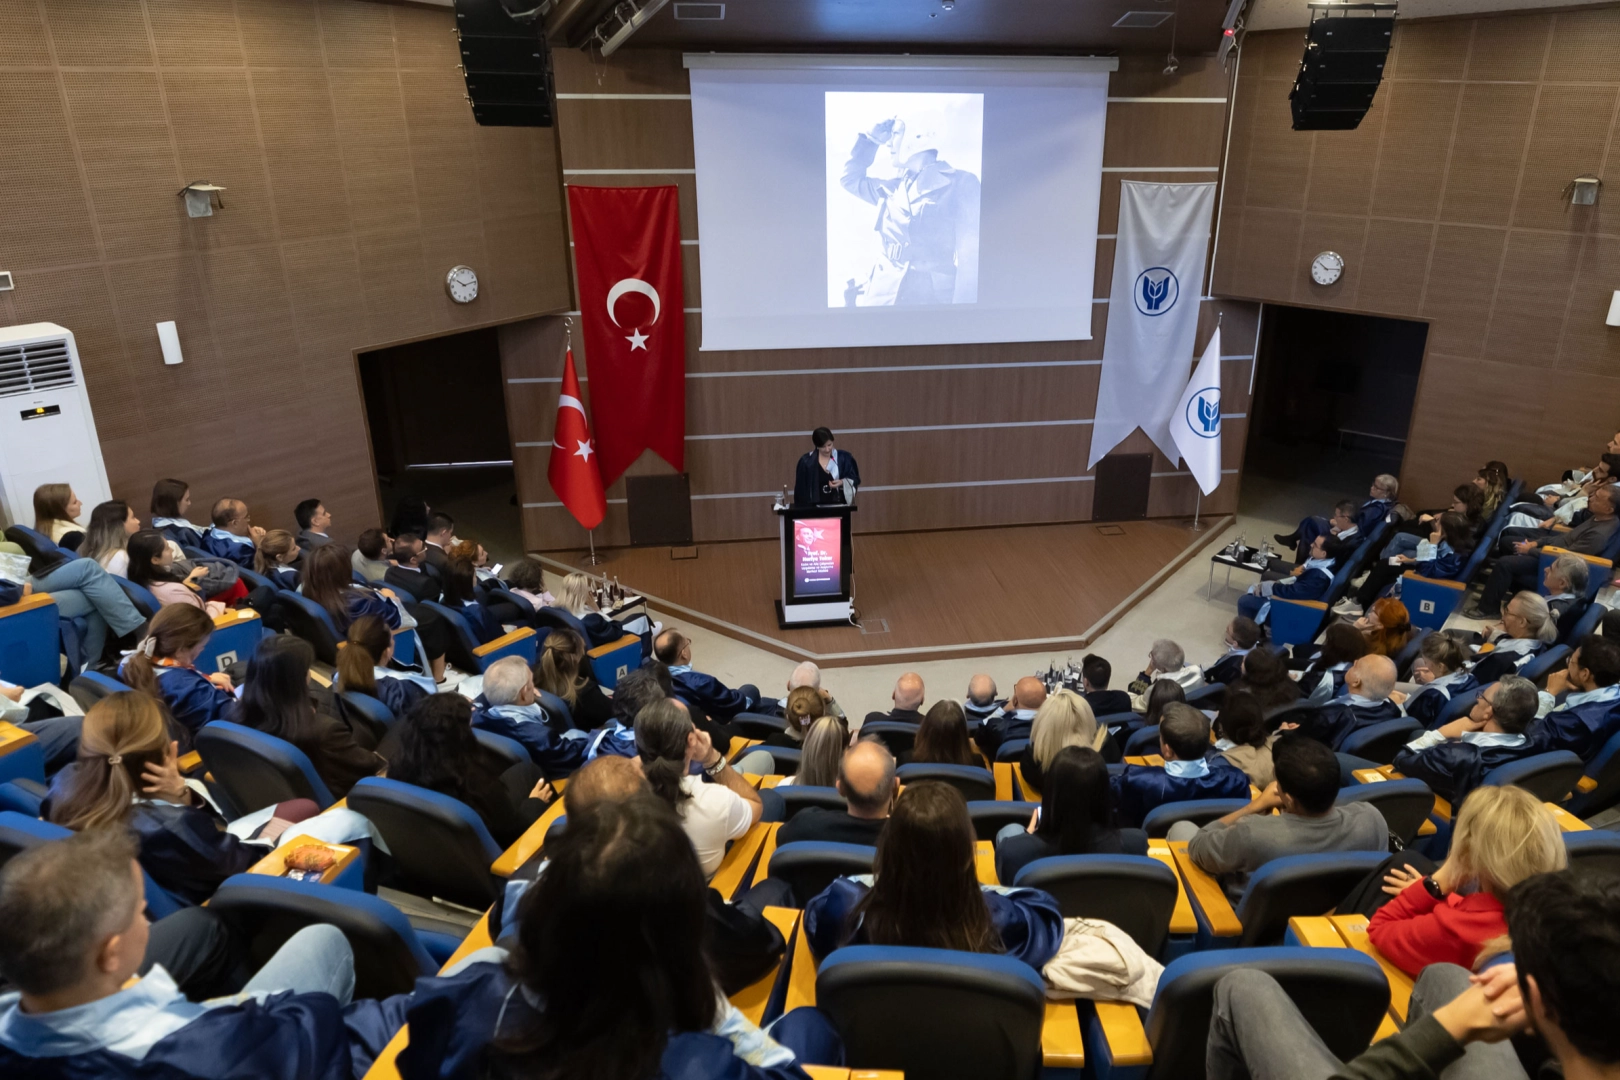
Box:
839, 116, 982, 307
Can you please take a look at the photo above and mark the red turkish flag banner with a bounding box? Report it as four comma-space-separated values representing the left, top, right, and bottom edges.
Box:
566, 185, 686, 486
547, 348, 606, 530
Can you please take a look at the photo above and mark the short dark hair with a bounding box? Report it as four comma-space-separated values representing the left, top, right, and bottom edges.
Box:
1081, 653, 1111, 690
1158, 703, 1209, 762
0, 828, 140, 995
149, 478, 189, 519
1229, 618, 1261, 650
1577, 633, 1620, 687
357, 527, 388, 560
426, 511, 455, 536
1506, 870, 1620, 1064
612, 668, 665, 725
1334, 499, 1357, 517
1272, 733, 1340, 814
1215, 690, 1267, 748
812, 427, 834, 448
294, 498, 323, 531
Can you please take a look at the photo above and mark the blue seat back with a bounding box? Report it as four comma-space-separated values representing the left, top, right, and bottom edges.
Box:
1338, 718, 1422, 764
1184, 682, 1227, 709
1569, 728, 1620, 816
341, 691, 396, 730
421, 600, 488, 672
487, 587, 535, 618
1390, 627, 1431, 681
535, 689, 574, 731
1437, 687, 1482, 725
1235, 851, 1390, 947
966, 800, 1034, 841
237, 566, 281, 593
762, 744, 802, 772
0, 592, 62, 690
861, 720, 919, 757
4, 525, 75, 566
1482, 750, 1584, 803
586, 633, 642, 689
1013, 854, 1180, 957
768, 840, 876, 905
732, 711, 789, 739
473, 727, 533, 769
0, 780, 44, 816
1564, 829, 1620, 878
1337, 778, 1435, 845
1141, 798, 1249, 839
1520, 644, 1572, 684
0, 812, 185, 918
817, 945, 1046, 1080
775, 784, 847, 820
195, 720, 335, 815
533, 606, 591, 642
1142, 947, 1389, 1080
1566, 602, 1606, 649
271, 592, 341, 665
895, 763, 996, 802
347, 778, 503, 909
1098, 710, 1138, 735
1124, 725, 1161, 756
113, 578, 162, 620
68, 670, 127, 711
995, 737, 1030, 763
209, 873, 435, 999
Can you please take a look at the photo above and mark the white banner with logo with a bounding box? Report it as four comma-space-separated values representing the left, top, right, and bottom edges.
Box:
1172, 325, 1223, 495
1088, 181, 1217, 468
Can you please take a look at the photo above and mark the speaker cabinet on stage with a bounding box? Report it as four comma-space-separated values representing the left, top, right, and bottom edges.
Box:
627, 473, 693, 547
1289, 10, 1394, 131
453, 0, 555, 127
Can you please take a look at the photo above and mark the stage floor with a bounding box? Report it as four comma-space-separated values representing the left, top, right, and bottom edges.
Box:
537, 517, 1230, 667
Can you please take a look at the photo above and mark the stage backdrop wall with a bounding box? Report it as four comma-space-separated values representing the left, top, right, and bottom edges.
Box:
0, 0, 571, 535
511, 49, 1262, 550
1215, 13, 1620, 511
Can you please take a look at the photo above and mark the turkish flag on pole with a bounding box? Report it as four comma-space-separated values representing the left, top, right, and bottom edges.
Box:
566, 185, 686, 486
547, 348, 606, 530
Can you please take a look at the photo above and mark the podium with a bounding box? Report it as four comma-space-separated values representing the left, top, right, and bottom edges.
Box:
775, 504, 855, 628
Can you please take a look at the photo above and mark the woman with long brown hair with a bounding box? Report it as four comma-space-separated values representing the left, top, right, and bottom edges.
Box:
253, 529, 301, 590
906, 699, 978, 767
32, 482, 82, 546
533, 627, 612, 729
334, 615, 435, 720
47, 691, 316, 905
120, 605, 234, 747
1228, 645, 1304, 712
302, 543, 446, 683
803, 781, 1063, 966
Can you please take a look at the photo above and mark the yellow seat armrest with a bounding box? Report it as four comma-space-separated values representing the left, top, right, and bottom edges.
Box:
1147, 841, 1197, 934
1041, 1000, 1086, 1068
493, 796, 568, 877
473, 627, 536, 657
711, 822, 774, 900
1094, 1000, 1152, 1066
1168, 840, 1242, 937
975, 839, 998, 886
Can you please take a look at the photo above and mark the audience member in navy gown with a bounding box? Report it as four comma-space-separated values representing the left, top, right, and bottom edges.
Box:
1274, 473, 1397, 562
1285, 654, 1403, 751
1402, 633, 1478, 729
1394, 675, 1541, 806
471, 656, 589, 779
252, 529, 300, 591
304, 542, 447, 684
1111, 703, 1251, 828
199, 497, 263, 571
995, 746, 1147, 885
334, 615, 433, 720
1529, 633, 1620, 762
120, 605, 235, 749
148, 478, 205, 550
442, 556, 505, 644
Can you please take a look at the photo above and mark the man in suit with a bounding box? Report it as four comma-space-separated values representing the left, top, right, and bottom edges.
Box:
421, 511, 456, 576
383, 534, 441, 604
864, 671, 925, 727
1080, 654, 1133, 717
1393, 675, 1540, 806
1205, 619, 1261, 686
1111, 703, 1251, 828
655, 629, 758, 722
1468, 484, 1619, 619
1275, 474, 1397, 562
1283, 654, 1403, 751
963, 674, 1003, 725
200, 497, 263, 570
776, 740, 895, 848
974, 676, 1047, 758
1319, 500, 1365, 569
794, 427, 861, 507
293, 498, 332, 552
1529, 633, 1620, 762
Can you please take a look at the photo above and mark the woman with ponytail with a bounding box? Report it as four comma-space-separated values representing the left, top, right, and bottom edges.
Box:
120, 605, 234, 747
635, 699, 763, 877
253, 529, 301, 590
47, 691, 318, 905
335, 615, 434, 719
533, 627, 612, 729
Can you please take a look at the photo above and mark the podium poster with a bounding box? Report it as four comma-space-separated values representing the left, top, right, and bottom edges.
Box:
791, 516, 844, 598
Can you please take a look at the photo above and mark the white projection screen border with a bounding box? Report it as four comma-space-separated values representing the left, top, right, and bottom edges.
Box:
685, 54, 1117, 353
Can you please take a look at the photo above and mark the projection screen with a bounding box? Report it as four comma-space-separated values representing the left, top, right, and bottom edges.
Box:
685, 54, 1115, 352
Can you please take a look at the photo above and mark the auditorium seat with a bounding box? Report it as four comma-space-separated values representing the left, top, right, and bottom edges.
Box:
1336, 777, 1435, 846
967, 799, 1035, 841
0, 779, 44, 816
1563, 829, 1620, 877
1389, 628, 1430, 681
1561, 600, 1606, 648
1011, 854, 1179, 957
1338, 718, 1422, 764
756, 745, 802, 774
346, 778, 503, 910
1519, 644, 1572, 685
1184, 683, 1226, 710
995, 737, 1030, 763
1269, 523, 1389, 647
237, 566, 282, 593
860, 720, 919, 757
200, 607, 267, 674
271, 591, 344, 664
732, 712, 790, 739
817, 945, 1047, 1080
1086, 946, 1388, 1080
775, 784, 848, 820
1481, 751, 1584, 804
421, 600, 538, 672
195, 720, 336, 817
1141, 798, 1247, 839
340, 691, 396, 731
67, 669, 125, 711
1434, 687, 1482, 726
472, 728, 533, 770
0, 720, 46, 788
896, 763, 996, 802
535, 688, 573, 730
0, 812, 186, 919
1098, 710, 1139, 735
531, 606, 591, 643
1566, 729, 1620, 816
113, 577, 161, 620
586, 633, 642, 689
1228, 852, 1388, 947
1123, 726, 1161, 756
209, 873, 450, 999
0, 591, 61, 691
766, 841, 875, 905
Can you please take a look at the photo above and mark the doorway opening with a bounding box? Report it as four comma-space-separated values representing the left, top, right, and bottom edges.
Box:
357, 328, 522, 564
1240, 304, 1428, 528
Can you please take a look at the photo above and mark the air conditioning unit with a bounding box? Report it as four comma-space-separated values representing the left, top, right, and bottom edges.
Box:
0, 323, 111, 530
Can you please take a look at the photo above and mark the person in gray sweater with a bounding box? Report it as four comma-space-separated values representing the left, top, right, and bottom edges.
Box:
1171, 734, 1388, 900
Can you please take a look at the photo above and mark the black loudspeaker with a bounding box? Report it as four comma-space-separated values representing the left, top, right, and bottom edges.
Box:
1289, 13, 1394, 131
626, 474, 694, 546
1093, 454, 1153, 522
453, 0, 555, 127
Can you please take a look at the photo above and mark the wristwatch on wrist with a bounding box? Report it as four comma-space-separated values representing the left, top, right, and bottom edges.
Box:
1422, 875, 1445, 900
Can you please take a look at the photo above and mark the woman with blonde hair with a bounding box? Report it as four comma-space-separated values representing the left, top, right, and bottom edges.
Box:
1472, 590, 1559, 684
534, 626, 612, 728
32, 482, 83, 546
1018, 688, 1115, 795
47, 691, 319, 905
1368, 784, 1565, 976
555, 570, 652, 648
787, 715, 848, 788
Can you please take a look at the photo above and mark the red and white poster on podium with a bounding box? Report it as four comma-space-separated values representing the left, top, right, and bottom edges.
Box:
792, 517, 844, 598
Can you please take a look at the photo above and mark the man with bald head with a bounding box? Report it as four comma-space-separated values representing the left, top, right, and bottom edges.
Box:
767, 661, 847, 723
863, 672, 926, 727
1286, 653, 1404, 751
964, 674, 1002, 724
775, 739, 897, 848
976, 676, 1048, 757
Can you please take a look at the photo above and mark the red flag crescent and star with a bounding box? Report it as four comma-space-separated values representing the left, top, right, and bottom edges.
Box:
565, 185, 687, 487
546, 348, 606, 530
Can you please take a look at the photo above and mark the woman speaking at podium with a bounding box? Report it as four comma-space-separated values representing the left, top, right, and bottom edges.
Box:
794, 427, 861, 507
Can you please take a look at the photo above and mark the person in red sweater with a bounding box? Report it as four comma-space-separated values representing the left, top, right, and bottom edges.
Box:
1369, 784, 1566, 976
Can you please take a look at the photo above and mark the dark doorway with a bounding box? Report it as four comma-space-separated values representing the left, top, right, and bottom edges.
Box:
1243, 305, 1427, 495
357, 328, 522, 563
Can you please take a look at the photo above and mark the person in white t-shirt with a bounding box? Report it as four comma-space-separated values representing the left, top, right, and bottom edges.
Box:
635, 698, 764, 877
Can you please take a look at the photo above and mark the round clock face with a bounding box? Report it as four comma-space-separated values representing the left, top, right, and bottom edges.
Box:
1310, 251, 1344, 286
446, 265, 478, 303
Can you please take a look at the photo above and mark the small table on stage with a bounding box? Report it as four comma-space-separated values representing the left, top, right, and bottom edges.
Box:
775, 504, 855, 628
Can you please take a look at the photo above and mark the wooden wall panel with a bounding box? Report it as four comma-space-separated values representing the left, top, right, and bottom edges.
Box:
1214, 11, 1620, 508
517, 49, 1259, 548
0, 0, 573, 536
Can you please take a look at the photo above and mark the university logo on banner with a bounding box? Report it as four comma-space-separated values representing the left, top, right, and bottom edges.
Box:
1184, 387, 1221, 438
1134, 266, 1180, 316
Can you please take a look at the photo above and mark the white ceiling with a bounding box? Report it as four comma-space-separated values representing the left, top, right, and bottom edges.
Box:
1246, 0, 1616, 31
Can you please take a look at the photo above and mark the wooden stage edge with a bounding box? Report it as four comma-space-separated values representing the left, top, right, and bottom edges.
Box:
531, 514, 1224, 667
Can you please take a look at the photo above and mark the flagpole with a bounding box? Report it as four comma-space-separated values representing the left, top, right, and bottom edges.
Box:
585, 529, 601, 566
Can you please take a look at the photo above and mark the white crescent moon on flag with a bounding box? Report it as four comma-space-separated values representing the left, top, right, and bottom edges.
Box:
552, 393, 587, 449
605, 278, 661, 327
